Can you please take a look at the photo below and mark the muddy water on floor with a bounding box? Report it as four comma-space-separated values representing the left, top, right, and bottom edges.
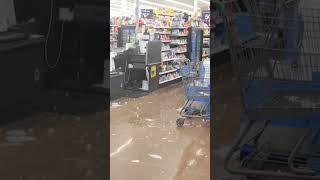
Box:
0, 112, 106, 180
110, 84, 210, 180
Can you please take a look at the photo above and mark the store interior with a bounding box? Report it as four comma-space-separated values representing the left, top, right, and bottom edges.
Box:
110, 0, 211, 179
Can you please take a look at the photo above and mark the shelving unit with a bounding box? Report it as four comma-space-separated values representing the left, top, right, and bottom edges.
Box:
159, 68, 180, 75
162, 58, 181, 62
201, 27, 210, 61
159, 26, 189, 85
110, 25, 118, 49
159, 75, 182, 84
139, 8, 191, 85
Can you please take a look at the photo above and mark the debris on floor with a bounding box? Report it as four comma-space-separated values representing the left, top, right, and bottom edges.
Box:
111, 84, 210, 180
4, 129, 36, 143
148, 154, 162, 160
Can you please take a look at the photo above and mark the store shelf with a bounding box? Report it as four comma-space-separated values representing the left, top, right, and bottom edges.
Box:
170, 42, 188, 45
161, 49, 171, 52
162, 58, 181, 62
110, 33, 118, 35
110, 40, 117, 42
158, 32, 171, 34
159, 76, 182, 84
159, 68, 179, 75
175, 51, 187, 53
161, 40, 171, 43
202, 54, 209, 58
155, 27, 171, 29
171, 34, 188, 37
171, 27, 188, 29
157, 14, 174, 17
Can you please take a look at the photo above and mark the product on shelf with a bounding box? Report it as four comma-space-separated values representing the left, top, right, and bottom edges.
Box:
175, 54, 186, 59
162, 51, 174, 60
171, 29, 189, 36
172, 45, 187, 53
161, 44, 171, 51
159, 71, 181, 84
171, 38, 187, 44
160, 34, 171, 41
202, 48, 210, 57
202, 57, 210, 61
156, 29, 171, 34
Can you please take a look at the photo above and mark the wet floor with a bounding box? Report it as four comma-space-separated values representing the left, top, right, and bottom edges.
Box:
0, 101, 106, 180
110, 83, 210, 180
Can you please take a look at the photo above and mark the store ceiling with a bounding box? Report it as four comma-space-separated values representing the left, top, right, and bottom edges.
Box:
110, 0, 210, 17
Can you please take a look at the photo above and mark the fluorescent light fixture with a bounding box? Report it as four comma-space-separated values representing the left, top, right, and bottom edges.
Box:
111, 4, 122, 8
111, 7, 121, 11
140, 0, 193, 14
140, 5, 154, 9
199, 0, 210, 5
163, 0, 194, 9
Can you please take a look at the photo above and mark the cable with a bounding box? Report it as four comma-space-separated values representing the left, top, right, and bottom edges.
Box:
45, 0, 65, 69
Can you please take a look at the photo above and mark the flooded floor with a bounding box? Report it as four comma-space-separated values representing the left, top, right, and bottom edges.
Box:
110, 84, 210, 180
0, 93, 106, 180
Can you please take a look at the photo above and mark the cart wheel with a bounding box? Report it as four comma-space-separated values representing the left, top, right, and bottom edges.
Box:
176, 118, 185, 127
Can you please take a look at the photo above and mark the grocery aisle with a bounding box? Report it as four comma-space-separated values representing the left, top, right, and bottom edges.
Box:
110, 84, 210, 180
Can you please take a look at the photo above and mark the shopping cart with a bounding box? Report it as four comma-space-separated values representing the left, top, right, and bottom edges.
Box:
215, 0, 320, 179
176, 58, 210, 127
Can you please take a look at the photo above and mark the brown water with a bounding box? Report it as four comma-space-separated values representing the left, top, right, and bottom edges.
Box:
110, 84, 210, 180
0, 111, 106, 180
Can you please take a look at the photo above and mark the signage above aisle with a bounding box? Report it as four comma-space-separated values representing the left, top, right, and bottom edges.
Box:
141, 9, 154, 19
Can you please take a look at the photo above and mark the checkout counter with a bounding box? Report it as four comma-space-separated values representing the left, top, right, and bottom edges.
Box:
0, 35, 46, 118
110, 40, 161, 100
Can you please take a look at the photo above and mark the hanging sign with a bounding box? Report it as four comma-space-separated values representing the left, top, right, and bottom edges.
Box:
141, 9, 153, 19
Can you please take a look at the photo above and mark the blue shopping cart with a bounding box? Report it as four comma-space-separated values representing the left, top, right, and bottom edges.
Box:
215, 0, 320, 179
176, 58, 210, 127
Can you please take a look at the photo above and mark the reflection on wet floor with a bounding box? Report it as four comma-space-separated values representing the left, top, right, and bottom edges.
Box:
110, 83, 210, 180
0, 111, 106, 180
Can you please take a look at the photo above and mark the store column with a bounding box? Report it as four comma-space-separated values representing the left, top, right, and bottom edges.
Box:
194, 0, 198, 15
135, 0, 140, 33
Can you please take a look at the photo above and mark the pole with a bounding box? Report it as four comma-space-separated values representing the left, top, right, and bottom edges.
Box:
194, 0, 198, 16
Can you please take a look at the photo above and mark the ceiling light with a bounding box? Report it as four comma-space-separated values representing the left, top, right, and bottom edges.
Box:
111, 4, 122, 8
140, 0, 193, 14
199, 0, 210, 5
140, 5, 156, 9
163, 0, 194, 9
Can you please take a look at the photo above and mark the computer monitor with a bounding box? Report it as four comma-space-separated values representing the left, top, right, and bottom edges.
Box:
0, 0, 17, 31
